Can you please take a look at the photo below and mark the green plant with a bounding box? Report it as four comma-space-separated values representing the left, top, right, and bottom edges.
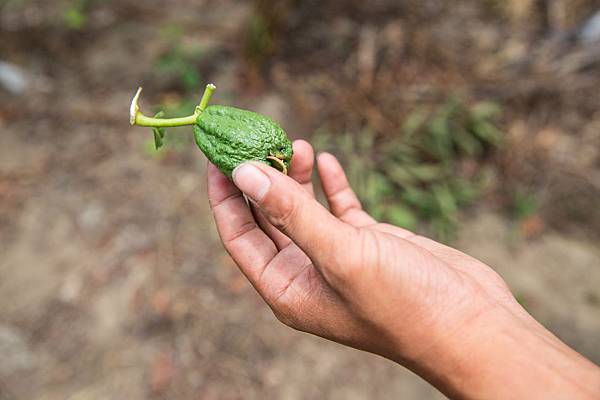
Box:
64, 6, 86, 30
314, 97, 503, 241
63, 0, 91, 31
243, 0, 292, 68
154, 25, 204, 91
512, 191, 539, 220
246, 12, 274, 64
63, 0, 108, 30
130, 84, 293, 176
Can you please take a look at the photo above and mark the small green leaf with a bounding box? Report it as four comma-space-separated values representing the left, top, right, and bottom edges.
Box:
432, 184, 458, 218
152, 111, 166, 150
402, 109, 427, 138
428, 113, 454, 160
388, 166, 417, 185
154, 111, 166, 122
402, 187, 435, 214
472, 121, 502, 145
64, 7, 86, 30
153, 128, 163, 150
407, 164, 445, 182
449, 178, 480, 204
454, 129, 483, 157
471, 101, 501, 120
513, 191, 538, 219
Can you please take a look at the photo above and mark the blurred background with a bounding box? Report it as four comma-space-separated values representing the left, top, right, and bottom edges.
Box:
1, 0, 599, 398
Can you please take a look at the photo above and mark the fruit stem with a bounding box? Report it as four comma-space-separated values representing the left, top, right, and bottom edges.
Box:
198, 83, 216, 112
130, 83, 216, 127
267, 156, 288, 175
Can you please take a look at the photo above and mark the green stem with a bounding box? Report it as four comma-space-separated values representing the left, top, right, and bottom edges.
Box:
198, 83, 216, 112
135, 113, 198, 127
130, 83, 217, 127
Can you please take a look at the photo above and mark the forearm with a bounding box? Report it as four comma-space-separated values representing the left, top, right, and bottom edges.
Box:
408, 309, 600, 399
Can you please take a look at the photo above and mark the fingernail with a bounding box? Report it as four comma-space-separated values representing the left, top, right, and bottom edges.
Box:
232, 163, 271, 202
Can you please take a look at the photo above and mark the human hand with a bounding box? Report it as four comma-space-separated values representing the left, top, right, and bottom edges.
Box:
207, 140, 600, 399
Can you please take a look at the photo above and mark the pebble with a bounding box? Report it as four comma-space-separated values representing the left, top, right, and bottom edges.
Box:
0, 61, 28, 95
0, 325, 34, 375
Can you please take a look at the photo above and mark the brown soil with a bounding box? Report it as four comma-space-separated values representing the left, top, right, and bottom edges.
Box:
1, 1, 598, 399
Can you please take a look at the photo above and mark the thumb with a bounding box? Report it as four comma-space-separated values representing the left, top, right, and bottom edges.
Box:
232, 161, 357, 270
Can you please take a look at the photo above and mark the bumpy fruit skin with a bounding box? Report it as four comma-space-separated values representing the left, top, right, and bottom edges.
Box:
194, 105, 293, 177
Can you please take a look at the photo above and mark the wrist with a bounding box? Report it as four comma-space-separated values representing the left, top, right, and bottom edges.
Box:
406, 306, 600, 399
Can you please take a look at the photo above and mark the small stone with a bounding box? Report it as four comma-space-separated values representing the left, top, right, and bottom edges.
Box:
0, 325, 35, 375
579, 10, 600, 43
0, 61, 28, 95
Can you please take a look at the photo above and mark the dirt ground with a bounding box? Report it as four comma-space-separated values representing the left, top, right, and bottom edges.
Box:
1, 1, 599, 399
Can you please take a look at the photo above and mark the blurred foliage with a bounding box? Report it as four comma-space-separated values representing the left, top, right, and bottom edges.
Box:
512, 191, 539, 220
151, 111, 166, 150
143, 24, 207, 153
246, 12, 274, 64
314, 98, 502, 241
62, 0, 108, 30
244, 0, 291, 68
63, 4, 86, 30
154, 25, 204, 91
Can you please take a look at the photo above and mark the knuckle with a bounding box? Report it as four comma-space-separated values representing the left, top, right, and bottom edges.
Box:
331, 261, 360, 285
269, 194, 301, 232
324, 228, 364, 283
